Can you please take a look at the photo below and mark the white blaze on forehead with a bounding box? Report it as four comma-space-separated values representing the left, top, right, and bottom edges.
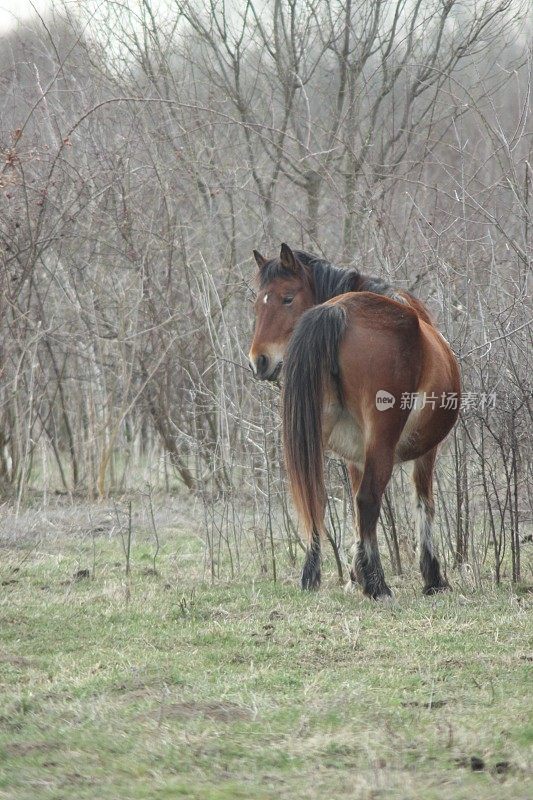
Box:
263, 294, 269, 304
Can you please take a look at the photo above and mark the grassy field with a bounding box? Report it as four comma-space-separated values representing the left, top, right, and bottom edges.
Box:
0, 498, 531, 799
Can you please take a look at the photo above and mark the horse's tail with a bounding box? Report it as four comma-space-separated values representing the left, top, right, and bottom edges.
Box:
283, 303, 347, 543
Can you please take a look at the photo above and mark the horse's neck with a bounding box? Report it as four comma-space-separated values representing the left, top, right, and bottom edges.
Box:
350, 273, 368, 293
308, 258, 392, 304
350, 271, 393, 298
311, 264, 359, 304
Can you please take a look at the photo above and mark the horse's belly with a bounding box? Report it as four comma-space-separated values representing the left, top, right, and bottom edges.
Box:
327, 410, 364, 465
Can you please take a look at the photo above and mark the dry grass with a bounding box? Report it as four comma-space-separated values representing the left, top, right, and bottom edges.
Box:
0, 496, 531, 799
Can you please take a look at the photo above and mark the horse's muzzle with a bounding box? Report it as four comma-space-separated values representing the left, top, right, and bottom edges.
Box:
267, 361, 283, 382
252, 354, 282, 381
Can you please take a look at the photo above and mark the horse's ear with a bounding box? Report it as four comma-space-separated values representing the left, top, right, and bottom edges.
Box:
253, 250, 267, 271
280, 243, 299, 274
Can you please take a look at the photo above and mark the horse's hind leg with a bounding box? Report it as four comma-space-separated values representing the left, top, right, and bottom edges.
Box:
354, 448, 393, 599
413, 448, 450, 595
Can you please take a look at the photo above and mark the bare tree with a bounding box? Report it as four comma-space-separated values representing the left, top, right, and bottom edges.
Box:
0, 0, 530, 583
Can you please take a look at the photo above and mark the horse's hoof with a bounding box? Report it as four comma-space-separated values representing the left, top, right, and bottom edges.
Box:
423, 581, 450, 596
301, 574, 321, 591
376, 592, 395, 605
364, 584, 393, 601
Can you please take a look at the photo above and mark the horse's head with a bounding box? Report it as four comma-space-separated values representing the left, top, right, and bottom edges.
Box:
248, 243, 314, 381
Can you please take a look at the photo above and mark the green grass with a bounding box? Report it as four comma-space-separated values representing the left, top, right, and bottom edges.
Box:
0, 513, 531, 799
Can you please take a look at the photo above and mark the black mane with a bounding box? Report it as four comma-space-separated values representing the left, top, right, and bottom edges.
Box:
259, 250, 395, 305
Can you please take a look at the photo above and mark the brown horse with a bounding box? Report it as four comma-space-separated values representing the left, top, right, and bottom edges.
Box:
249, 244, 461, 598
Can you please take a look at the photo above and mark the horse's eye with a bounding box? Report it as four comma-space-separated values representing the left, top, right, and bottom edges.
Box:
282, 296, 294, 305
